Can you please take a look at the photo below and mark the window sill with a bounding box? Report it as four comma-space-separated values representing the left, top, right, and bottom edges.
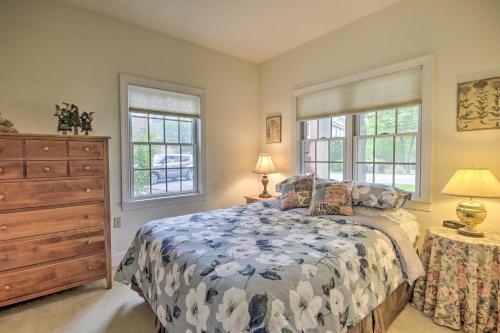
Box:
121, 193, 206, 211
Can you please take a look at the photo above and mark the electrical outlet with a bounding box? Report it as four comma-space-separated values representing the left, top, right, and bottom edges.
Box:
113, 217, 122, 228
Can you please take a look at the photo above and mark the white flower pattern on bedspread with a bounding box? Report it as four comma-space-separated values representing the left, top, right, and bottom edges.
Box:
114, 202, 407, 333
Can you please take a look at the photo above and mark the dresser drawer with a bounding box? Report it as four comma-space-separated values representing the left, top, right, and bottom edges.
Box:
69, 160, 104, 177
25, 140, 67, 159
0, 179, 104, 211
26, 161, 68, 178
0, 161, 23, 180
0, 254, 106, 302
0, 139, 23, 158
0, 204, 105, 241
69, 141, 103, 159
0, 229, 105, 272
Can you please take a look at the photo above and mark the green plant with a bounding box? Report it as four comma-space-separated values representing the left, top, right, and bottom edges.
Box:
472, 80, 489, 124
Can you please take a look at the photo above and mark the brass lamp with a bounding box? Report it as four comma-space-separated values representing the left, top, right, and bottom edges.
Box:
441, 169, 500, 237
253, 154, 277, 198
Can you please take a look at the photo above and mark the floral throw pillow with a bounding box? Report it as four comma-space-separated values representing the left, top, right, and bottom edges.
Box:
351, 182, 411, 210
277, 174, 314, 210
308, 181, 354, 216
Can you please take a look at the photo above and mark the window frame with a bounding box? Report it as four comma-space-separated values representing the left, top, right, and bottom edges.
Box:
292, 55, 432, 207
120, 74, 206, 210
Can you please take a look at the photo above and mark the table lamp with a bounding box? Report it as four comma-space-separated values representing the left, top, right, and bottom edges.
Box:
253, 154, 277, 198
441, 168, 500, 237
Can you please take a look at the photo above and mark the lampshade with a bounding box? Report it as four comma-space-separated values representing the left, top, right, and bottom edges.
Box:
441, 169, 500, 198
253, 154, 277, 175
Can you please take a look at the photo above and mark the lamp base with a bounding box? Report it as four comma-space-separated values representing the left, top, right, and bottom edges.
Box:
259, 174, 272, 198
258, 192, 272, 198
455, 199, 486, 238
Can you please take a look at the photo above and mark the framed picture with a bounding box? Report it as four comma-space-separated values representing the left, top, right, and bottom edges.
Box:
457, 76, 500, 131
266, 114, 281, 144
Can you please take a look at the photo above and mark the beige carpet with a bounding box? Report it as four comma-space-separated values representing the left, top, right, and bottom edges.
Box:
0, 280, 459, 333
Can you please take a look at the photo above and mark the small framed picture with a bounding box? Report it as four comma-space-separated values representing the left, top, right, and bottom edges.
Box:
266, 114, 282, 144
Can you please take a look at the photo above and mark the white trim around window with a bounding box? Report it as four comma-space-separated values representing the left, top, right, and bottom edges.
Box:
120, 74, 206, 210
292, 55, 433, 209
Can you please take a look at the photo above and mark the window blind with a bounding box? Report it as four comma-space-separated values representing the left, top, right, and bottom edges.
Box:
128, 85, 200, 117
296, 67, 422, 121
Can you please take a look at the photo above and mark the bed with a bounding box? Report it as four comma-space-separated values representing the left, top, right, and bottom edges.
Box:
115, 200, 423, 333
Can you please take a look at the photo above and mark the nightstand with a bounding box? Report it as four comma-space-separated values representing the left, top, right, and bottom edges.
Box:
244, 194, 277, 204
412, 226, 500, 333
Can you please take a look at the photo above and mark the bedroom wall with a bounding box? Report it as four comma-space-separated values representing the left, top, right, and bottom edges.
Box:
259, 0, 500, 236
0, 0, 260, 262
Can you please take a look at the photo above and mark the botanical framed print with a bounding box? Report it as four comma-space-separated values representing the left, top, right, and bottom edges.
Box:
266, 114, 281, 144
457, 76, 500, 131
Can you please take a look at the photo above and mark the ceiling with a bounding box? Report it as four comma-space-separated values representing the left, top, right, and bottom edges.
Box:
61, 0, 399, 63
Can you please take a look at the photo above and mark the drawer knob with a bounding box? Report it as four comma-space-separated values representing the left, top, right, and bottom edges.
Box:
85, 188, 91, 193
87, 265, 93, 271
42, 146, 49, 151
0, 226, 7, 231
84, 214, 92, 220
87, 240, 93, 245
83, 146, 91, 152
4, 285, 11, 291
84, 165, 91, 171
0, 194, 5, 200
43, 166, 51, 172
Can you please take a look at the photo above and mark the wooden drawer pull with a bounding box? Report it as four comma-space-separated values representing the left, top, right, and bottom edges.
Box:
0, 225, 7, 231
43, 166, 51, 172
87, 265, 93, 271
84, 165, 91, 171
4, 285, 11, 291
87, 240, 93, 245
85, 214, 93, 219
0, 194, 5, 200
42, 146, 50, 151
85, 188, 91, 193
83, 146, 91, 152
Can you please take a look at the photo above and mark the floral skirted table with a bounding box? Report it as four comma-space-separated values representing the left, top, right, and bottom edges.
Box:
412, 226, 500, 333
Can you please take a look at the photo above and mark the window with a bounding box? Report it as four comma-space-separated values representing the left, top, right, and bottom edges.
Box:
120, 75, 205, 209
300, 105, 420, 193
295, 55, 432, 203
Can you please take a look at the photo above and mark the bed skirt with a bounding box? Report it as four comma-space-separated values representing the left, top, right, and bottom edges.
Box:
139, 281, 412, 333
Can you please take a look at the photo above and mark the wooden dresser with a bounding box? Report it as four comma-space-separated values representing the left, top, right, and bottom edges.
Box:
0, 133, 111, 307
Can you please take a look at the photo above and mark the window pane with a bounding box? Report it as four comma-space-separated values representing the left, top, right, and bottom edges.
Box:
306, 120, 318, 139
182, 168, 195, 191
318, 118, 331, 139
304, 162, 315, 174
377, 109, 396, 134
357, 163, 374, 183
395, 164, 416, 192
395, 135, 417, 163
357, 138, 373, 162
151, 145, 165, 169
332, 116, 346, 137
375, 137, 393, 163
131, 116, 148, 142
316, 141, 329, 162
133, 170, 150, 196
166, 145, 181, 169
149, 115, 164, 142
374, 164, 393, 186
181, 145, 194, 166
359, 112, 376, 136
165, 117, 179, 143
133, 144, 150, 169
316, 163, 329, 179
179, 119, 193, 143
329, 163, 343, 181
329, 139, 343, 162
167, 169, 181, 193
151, 170, 166, 194
303, 141, 315, 162
397, 106, 419, 133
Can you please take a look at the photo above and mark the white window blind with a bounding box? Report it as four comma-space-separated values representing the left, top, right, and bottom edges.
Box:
296, 67, 422, 121
128, 85, 201, 117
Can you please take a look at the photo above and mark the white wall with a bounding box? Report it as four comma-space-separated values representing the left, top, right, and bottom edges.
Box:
259, 0, 500, 236
0, 0, 260, 261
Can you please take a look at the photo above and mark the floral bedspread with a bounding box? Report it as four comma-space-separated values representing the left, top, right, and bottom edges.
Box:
115, 202, 410, 333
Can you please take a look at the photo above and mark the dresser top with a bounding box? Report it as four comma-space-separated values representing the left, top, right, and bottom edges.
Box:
0, 133, 110, 141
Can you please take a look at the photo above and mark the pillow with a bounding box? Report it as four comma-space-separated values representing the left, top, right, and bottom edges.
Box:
351, 182, 411, 210
308, 181, 354, 216
277, 174, 314, 210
